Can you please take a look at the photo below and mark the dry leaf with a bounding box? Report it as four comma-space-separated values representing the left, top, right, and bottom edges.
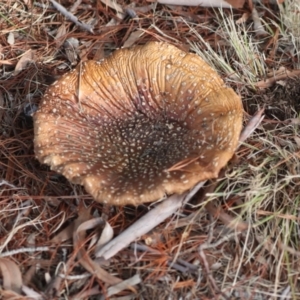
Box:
0, 258, 23, 294
51, 226, 73, 243
51, 205, 92, 243
22, 285, 43, 299
74, 217, 121, 285
101, 0, 126, 26
101, 0, 124, 15
55, 23, 67, 48
236, 12, 250, 24
252, 7, 268, 36
107, 274, 141, 297
239, 108, 265, 144
95, 221, 114, 255
64, 37, 79, 65
123, 30, 144, 48
14, 49, 35, 75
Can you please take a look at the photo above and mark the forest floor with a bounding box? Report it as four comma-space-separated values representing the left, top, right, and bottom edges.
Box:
1, 0, 300, 299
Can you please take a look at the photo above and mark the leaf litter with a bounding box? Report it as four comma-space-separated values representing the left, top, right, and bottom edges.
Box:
1, 0, 300, 298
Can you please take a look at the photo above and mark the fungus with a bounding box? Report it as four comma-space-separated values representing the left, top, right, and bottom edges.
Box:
33, 42, 243, 205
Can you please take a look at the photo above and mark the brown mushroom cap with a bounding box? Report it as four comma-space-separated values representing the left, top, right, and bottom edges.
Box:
34, 42, 243, 205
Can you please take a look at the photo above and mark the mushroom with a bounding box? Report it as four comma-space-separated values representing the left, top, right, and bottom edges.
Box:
33, 42, 243, 205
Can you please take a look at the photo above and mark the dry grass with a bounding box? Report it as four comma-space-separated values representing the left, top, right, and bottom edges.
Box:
1, 0, 300, 299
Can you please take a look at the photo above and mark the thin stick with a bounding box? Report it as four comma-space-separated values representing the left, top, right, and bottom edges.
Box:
146, 0, 233, 8
49, 0, 94, 33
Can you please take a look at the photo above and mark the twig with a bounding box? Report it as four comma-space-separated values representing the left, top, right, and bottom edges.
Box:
176, 258, 199, 272
200, 231, 242, 251
58, 273, 90, 279
130, 243, 161, 255
106, 274, 141, 297
146, 0, 233, 8
254, 69, 300, 89
167, 261, 190, 273
49, 0, 94, 33
198, 232, 243, 299
0, 179, 19, 189
0, 246, 50, 258
198, 248, 221, 296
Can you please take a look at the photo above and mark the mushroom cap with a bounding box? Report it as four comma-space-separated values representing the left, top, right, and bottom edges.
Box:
34, 42, 243, 205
